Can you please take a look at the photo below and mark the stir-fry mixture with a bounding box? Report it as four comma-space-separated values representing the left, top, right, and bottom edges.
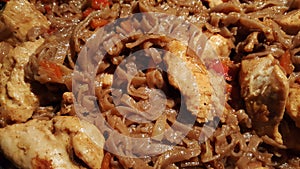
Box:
1, 0, 300, 168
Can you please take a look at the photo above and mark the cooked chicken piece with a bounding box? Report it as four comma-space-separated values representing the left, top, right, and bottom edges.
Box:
0, 42, 13, 61
240, 55, 289, 144
206, 34, 234, 59
206, 0, 224, 8
1, 0, 50, 41
53, 116, 105, 169
286, 82, 300, 128
58, 92, 75, 115
96, 73, 114, 87
164, 40, 214, 122
275, 9, 300, 35
0, 38, 44, 123
0, 116, 105, 169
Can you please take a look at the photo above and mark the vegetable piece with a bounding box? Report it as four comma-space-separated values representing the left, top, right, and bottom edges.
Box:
279, 50, 294, 75
101, 152, 112, 169
91, 18, 109, 29
83, 7, 94, 18
91, 0, 111, 10
44, 4, 52, 14
38, 60, 63, 83
209, 60, 231, 81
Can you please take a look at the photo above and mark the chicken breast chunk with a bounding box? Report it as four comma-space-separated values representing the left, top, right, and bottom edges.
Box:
0, 38, 44, 123
164, 40, 214, 122
1, 0, 50, 41
206, 0, 224, 8
286, 80, 300, 128
275, 9, 300, 35
206, 34, 234, 59
0, 116, 105, 169
239, 55, 289, 144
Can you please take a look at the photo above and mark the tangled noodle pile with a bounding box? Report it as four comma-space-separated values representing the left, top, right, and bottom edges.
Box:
0, 0, 300, 168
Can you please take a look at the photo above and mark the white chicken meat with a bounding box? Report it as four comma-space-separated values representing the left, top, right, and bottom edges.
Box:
0, 116, 105, 169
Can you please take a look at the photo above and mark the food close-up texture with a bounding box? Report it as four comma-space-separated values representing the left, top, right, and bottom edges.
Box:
1, 0, 300, 168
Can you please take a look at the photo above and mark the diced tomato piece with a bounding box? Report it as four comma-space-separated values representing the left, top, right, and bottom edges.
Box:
83, 7, 94, 18
39, 60, 63, 82
44, 4, 52, 13
101, 152, 111, 169
45, 26, 56, 35
209, 60, 231, 81
91, 18, 108, 29
43, 26, 57, 37
91, 0, 111, 10
210, 61, 224, 74
279, 50, 294, 75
